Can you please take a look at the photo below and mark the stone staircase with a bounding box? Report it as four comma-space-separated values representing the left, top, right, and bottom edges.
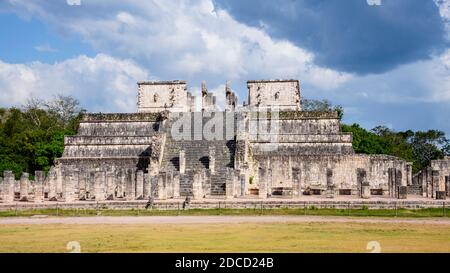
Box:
160, 114, 236, 196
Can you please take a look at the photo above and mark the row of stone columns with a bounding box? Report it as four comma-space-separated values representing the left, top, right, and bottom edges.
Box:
1, 171, 46, 203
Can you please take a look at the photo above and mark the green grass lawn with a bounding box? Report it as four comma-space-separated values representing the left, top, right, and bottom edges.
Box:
0, 207, 449, 218
0, 222, 449, 253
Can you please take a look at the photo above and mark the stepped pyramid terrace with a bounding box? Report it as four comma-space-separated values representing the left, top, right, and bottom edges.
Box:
1, 79, 449, 204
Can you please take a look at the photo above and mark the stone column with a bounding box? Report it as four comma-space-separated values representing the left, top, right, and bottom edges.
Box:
426, 168, 433, 198
225, 169, 235, 199
117, 170, 125, 198
143, 173, 150, 199
432, 170, 440, 199
2, 171, 15, 203
136, 170, 144, 199
56, 166, 63, 197
173, 174, 180, 198
406, 163, 413, 186
19, 173, 30, 201
78, 173, 87, 200
63, 172, 76, 202
239, 174, 246, 197
395, 169, 402, 198
34, 171, 45, 203
125, 169, 135, 201
397, 186, 407, 199
192, 171, 203, 200
209, 147, 215, 174
157, 172, 167, 199
292, 168, 301, 198
94, 171, 106, 201
357, 169, 369, 199
361, 183, 371, 199
48, 169, 58, 201
179, 150, 186, 174
106, 172, 115, 200
166, 171, 174, 198
326, 168, 335, 199
258, 167, 268, 199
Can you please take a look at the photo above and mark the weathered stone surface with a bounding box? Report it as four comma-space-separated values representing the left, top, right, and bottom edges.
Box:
398, 186, 408, 200
34, 171, 45, 203
19, 173, 29, 201
28, 79, 417, 203
1, 171, 15, 203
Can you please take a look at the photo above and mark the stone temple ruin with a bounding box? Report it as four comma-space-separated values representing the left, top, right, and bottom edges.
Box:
1, 79, 449, 203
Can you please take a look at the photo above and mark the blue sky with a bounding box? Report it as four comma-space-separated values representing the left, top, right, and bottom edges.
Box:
0, 0, 449, 136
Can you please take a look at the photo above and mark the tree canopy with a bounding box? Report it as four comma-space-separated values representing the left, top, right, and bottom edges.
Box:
0, 95, 84, 179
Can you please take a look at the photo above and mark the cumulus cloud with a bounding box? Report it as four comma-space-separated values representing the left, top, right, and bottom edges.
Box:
214, 0, 448, 74
0, 54, 150, 112
0, 0, 350, 93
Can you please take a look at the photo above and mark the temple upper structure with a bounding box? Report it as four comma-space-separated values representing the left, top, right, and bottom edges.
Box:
247, 79, 301, 111
137, 80, 195, 112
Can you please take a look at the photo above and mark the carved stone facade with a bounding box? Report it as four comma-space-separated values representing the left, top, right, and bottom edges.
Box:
3, 79, 444, 204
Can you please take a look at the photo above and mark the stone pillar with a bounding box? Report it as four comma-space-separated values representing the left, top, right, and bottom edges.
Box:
258, 167, 268, 199
117, 170, 125, 198
143, 173, 151, 199
225, 169, 235, 199
397, 186, 407, 199
446, 176, 450, 197
192, 171, 203, 200
2, 171, 15, 203
209, 147, 215, 174
388, 168, 395, 198
173, 174, 180, 198
239, 174, 246, 197
125, 169, 135, 201
56, 166, 63, 197
292, 168, 301, 198
106, 172, 115, 200
432, 170, 440, 199
406, 163, 413, 186
426, 168, 433, 198
361, 183, 371, 199
48, 169, 58, 201
19, 173, 30, 201
136, 170, 144, 199
436, 191, 446, 200
179, 150, 186, 174
34, 171, 45, 203
78, 173, 87, 200
157, 172, 167, 199
326, 168, 335, 199
395, 169, 402, 198
94, 171, 106, 201
63, 172, 76, 202
166, 172, 174, 198
357, 168, 369, 198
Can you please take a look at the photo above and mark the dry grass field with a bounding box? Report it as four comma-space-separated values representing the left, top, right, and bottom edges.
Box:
1, 219, 449, 253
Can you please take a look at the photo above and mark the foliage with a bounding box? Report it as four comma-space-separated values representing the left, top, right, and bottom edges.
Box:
342, 124, 448, 173
301, 98, 344, 119
0, 96, 83, 179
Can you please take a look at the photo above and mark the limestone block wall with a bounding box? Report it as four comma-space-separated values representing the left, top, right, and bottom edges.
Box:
138, 81, 191, 112
77, 121, 159, 136
416, 157, 450, 198
254, 154, 408, 197
247, 80, 300, 110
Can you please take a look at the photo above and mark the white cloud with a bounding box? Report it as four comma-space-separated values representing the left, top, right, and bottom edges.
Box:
0, 0, 351, 93
0, 54, 150, 112
34, 44, 58, 53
